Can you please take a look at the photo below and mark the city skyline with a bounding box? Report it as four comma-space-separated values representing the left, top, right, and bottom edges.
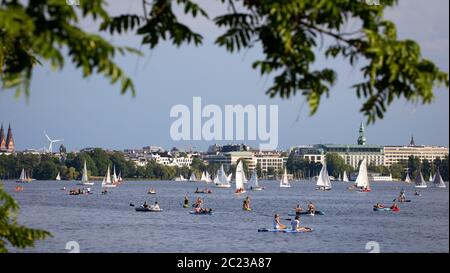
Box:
0, 0, 448, 151
1, 122, 448, 153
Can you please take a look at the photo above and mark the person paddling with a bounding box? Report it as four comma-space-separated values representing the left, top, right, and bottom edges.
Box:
243, 196, 251, 210
183, 196, 189, 207
307, 202, 316, 214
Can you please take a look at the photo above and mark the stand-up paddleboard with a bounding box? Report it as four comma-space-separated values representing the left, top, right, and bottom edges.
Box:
189, 211, 214, 215
135, 207, 163, 212
258, 228, 312, 233
373, 207, 399, 212
288, 211, 324, 216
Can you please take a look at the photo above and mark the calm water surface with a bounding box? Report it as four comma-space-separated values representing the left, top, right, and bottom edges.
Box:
3, 180, 448, 253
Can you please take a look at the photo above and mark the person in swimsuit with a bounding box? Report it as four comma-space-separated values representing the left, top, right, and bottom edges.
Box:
273, 214, 286, 230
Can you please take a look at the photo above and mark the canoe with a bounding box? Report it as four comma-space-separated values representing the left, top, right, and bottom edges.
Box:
135, 207, 163, 212
189, 211, 213, 215
288, 211, 325, 216
258, 228, 312, 233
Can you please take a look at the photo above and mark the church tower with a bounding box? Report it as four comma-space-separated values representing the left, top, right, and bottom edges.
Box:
5, 124, 15, 152
0, 124, 6, 151
409, 135, 416, 146
357, 122, 366, 145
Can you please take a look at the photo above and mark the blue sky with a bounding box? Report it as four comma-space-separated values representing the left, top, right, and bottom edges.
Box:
0, 0, 448, 151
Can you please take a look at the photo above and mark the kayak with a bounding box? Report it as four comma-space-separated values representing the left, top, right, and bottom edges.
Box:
258, 228, 312, 233
396, 200, 411, 203
243, 208, 252, 211
288, 211, 324, 216
183, 204, 190, 208
135, 207, 163, 212
189, 211, 213, 215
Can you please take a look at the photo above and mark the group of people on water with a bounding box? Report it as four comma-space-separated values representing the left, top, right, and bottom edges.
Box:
69, 188, 91, 195
191, 197, 213, 214
294, 202, 316, 215
273, 214, 311, 232
373, 202, 398, 210
194, 187, 212, 194
142, 201, 160, 210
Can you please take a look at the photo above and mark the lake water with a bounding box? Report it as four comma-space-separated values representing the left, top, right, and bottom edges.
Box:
3, 180, 449, 253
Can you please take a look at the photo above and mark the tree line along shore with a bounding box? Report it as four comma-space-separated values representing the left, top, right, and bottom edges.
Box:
0, 148, 448, 182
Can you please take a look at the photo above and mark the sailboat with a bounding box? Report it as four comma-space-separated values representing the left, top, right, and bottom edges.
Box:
79, 161, 94, 185
215, 165, 231, 188
355, 158, 370, 192
428, 172, 434, 183
280, 167, 291, 188
56, 172, 61, 181
204, 171, 212, 184
227, 173, 232, 183
200, 171, 207, 182
189, 172, 198, 182
414, 171, 427, 188
242, 169, 248, 184
248, 170, 263, 191
102, 165, 116, 188
175, 175, 187, 181
433, 169, 446, 188
111, 165, 121, 185
337, 173, 342, 181
16, 168, 30, 183
342, 171, 349, 182
235, 161, 247, 193
117, 171, 123, 183
404, 172, 412, 183
316, 161, 331, 190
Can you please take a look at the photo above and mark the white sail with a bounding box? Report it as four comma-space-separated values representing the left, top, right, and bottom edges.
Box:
112, 165, 118, 183
243, 170, 248, 184
189, 172, 197, 182
19, 168, 26, 181
227, 173, 232, 183
405, 172, 411, 183
215, 165, 231, 187
200, 171, 206, 182
102, 165, 116, 188
280, 167, 291, 187
338, 173, 342, 181
355, 158, 370, 189
235, 161, 245, 190
81, 161, 89, 182
316, 161, 331, 189
343, 171, 349, 182
433, 169, 446, 188
429, 172, 433, 182
205, 171, 212, 183
56, 172, 61, 181
248, 170, 260, 189
415, 171, 427, 188
106, 165, 111, 184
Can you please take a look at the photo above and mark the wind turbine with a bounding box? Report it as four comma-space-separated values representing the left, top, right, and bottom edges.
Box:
44, 131, 64, 153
